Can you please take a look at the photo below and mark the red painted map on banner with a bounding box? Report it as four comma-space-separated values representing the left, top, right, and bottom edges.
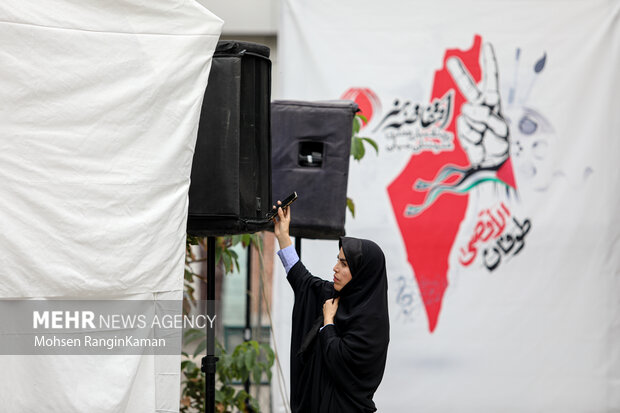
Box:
385, 36, 516, 332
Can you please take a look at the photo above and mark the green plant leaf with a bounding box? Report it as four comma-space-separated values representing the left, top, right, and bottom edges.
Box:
235, 352, 245, 371
187, 235, 201, 245
184, 268, 195, 281
193, 338, 207, 357
181, 360, 195, 371
362, 137, 379, 155
249, 397, 260, 412
252, 365, 262, 384
228, 249, 239, 273
222, 251, 232, 273
183, 328, 203, 341
250, 340, 259, 352
224, 385, 235, 399
214, 246, 221, 267
346, 197, 356, 217
243, 234, 250, 245
244, 347, 257, 371
233, 390, 248, 410
183, 361, 199, 378
352, 116, 362, 135
351, 136, 365, 161
264, 344, 275, 365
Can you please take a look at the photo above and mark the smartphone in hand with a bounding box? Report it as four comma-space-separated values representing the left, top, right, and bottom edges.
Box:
266, 192, 298, 219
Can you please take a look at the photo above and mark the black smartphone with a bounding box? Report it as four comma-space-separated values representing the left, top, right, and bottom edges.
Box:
266, 192, 298, 219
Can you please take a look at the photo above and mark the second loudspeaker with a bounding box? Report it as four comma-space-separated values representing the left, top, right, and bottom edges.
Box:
271, 100, 358, 239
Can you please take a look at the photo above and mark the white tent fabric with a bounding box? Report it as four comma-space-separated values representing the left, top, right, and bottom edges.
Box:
272, 0, 620, 412
0, 1, 221, 411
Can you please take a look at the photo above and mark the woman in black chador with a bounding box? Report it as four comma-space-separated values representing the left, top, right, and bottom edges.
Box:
273, 203, 389, 413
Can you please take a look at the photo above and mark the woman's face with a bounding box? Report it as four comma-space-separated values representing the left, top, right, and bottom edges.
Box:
333, 247, 352, 291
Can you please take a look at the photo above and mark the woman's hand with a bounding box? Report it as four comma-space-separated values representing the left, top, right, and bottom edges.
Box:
322, 297, 340, 325
272, 201, 292, 249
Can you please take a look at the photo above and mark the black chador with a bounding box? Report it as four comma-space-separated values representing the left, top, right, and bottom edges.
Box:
288, 237, 390, 412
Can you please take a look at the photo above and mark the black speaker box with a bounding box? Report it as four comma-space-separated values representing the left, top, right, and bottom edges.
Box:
271, 100, 358, 239
188, 41, 272, 236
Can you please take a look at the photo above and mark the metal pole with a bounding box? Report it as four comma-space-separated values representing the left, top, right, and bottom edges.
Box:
202, 236, 218, 413
244, 243, 252, 395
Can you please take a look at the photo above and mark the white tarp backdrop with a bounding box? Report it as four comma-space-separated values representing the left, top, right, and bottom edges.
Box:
0, 1, 221, 411
272, 0, 620, 412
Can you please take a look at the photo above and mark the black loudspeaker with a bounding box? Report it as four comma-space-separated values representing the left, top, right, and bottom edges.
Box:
188, 41, 272, 236
271, 100, 358, 239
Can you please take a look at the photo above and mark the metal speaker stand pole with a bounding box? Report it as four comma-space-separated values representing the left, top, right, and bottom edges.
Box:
202, 236, 218, 413
244, 243, 253, 410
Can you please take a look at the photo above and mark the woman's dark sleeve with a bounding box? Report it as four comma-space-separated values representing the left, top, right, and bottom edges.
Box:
287, 260, 330, 298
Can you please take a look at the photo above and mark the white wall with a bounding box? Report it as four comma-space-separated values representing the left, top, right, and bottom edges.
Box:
197, 0, 279, 35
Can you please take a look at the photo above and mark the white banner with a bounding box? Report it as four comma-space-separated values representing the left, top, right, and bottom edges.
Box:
0, 1, 221, 411
272, 0, 620, 411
